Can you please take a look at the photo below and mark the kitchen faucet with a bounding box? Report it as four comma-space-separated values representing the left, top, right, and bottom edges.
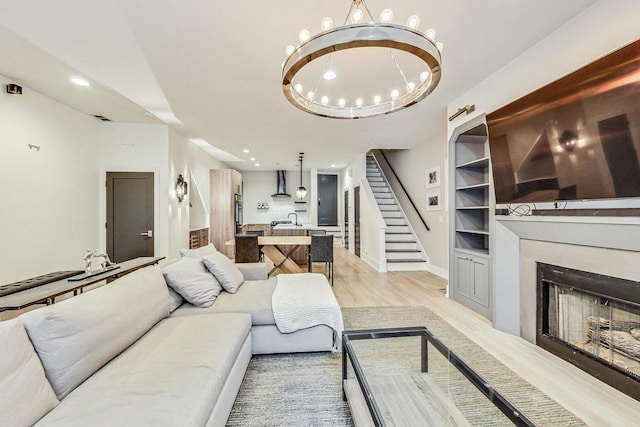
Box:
288, 212, 300, 226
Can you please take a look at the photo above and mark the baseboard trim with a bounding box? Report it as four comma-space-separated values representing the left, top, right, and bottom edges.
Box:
426, 264, 448, 280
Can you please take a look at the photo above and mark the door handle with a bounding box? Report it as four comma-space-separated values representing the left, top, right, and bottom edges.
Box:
140, 230, 153, 238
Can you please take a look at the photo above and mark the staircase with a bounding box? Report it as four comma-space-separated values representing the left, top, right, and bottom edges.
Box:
366, 155, 428, 271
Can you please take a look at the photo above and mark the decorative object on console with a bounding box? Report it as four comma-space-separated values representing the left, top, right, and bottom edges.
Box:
296, 153, 307, 200
282, 0, 442, 119
176, 174, 188, 202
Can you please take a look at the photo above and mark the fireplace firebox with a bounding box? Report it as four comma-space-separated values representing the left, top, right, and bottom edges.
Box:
537, 263, 640, 401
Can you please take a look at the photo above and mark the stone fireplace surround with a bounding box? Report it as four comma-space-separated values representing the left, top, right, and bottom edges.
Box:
493, 214, 640, 401
494, 214, 640, 341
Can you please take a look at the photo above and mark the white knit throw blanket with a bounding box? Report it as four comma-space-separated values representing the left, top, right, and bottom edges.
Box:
272, 273, 344, 353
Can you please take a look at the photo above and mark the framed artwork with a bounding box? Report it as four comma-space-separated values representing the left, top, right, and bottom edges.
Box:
426, 166, 441, 188
427, 190, 441, 211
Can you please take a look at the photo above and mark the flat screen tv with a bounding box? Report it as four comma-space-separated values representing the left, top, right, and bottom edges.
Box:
487, 39, 640, 204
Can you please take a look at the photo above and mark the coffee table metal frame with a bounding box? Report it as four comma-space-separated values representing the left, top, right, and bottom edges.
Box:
342, 326, 535, 427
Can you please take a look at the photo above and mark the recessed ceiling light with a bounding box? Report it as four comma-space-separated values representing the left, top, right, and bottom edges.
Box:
255, 163, 260, 167
250, 157, 255, 161
243, 149, 250, 153
323, 70, 336, 80
331, 164, 336, 168
71, 77, 89, 87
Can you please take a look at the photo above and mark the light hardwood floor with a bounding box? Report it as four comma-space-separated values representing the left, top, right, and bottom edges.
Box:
329, 247, 640, 427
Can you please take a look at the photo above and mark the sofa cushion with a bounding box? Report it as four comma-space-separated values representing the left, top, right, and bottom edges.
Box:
0, 319, 59, 427
203, 252, 244, 293
162, 256, 223, 307
171, 278, 277, 325
180, 243, 217, 258
19, 265, 170, 400
35, 313, 252, 427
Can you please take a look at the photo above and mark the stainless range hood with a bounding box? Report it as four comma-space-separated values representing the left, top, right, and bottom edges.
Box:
271, 170, 291, 198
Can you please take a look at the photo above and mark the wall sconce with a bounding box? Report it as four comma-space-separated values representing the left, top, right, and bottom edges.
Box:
176, 174, 188, 202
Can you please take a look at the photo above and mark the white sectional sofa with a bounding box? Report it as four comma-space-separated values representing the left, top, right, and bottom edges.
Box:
0, 244, 342, 427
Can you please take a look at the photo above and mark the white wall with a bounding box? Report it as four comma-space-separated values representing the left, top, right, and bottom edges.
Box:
0, 76, 101, 283
342, 153, 386, 270
98, 122, 169, 257
167, 131, 228, 258
384, 129, 449, 276
242, 170, 311, 225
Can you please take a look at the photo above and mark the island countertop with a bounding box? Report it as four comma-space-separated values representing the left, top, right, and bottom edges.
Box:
272, 224, 311, 230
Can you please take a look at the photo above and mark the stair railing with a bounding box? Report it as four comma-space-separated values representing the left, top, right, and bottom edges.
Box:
369, 149, 430, 232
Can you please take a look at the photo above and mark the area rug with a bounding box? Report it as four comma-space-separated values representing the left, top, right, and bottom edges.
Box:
226, 306, 586, 426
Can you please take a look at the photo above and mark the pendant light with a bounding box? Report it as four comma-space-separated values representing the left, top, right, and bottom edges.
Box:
296, 153, 307, 199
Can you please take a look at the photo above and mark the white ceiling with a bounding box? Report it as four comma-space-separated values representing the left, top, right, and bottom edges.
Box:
0, 0, 596, 172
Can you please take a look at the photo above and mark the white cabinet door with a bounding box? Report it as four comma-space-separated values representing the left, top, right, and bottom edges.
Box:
454, 251, 490, 313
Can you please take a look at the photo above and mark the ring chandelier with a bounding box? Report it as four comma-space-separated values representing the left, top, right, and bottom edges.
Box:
282, 0, 442, 119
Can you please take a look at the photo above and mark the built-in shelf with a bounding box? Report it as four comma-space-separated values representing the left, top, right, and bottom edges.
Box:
456, 183, 489, 191
456, 206, 489, 210
456, 156, 490, 169
456, 228, 489, 235
449, 119, 493, 320
455, 247, 489, 257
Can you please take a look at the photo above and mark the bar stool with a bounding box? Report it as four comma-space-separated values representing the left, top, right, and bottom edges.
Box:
308, 234, 334, 285
234, 234, 261, 263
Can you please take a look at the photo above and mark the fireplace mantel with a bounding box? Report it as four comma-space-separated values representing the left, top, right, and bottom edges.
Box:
493, 214, 640, 337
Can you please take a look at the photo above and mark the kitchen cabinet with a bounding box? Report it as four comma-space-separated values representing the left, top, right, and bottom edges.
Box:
242, 224, 272, 236
189, 228, 209, 249
210, 169, 242, 258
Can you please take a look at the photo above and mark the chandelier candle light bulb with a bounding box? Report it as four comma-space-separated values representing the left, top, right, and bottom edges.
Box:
282, 0, 442, 119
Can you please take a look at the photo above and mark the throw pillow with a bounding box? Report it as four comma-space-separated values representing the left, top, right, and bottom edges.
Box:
162, 256, 222, 307
167, 286, 184, 312
180, 243, 217, 258
203, 252, 244, 294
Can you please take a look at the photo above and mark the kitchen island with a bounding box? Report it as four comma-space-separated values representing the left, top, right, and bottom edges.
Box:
271, 223, 311, 265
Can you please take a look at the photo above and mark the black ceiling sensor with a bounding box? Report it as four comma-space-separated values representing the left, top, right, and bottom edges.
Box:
93, 115, 111, 122
6, 84, 22, 95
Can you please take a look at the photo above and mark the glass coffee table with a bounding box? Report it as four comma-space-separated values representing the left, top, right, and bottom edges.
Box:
342, 327, 534, 427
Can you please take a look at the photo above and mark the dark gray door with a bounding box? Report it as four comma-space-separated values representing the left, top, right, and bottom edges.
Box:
318, 174, 338, 226
106, 172, 154, 263
354, 186, 360, 257
344, 190, 349, 247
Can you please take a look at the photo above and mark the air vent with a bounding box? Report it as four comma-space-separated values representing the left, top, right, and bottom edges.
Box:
93, 115, 111, 122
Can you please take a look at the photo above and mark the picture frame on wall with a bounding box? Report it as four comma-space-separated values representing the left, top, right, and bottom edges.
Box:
426, 166, 441, 188
426, 190, 441, 211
